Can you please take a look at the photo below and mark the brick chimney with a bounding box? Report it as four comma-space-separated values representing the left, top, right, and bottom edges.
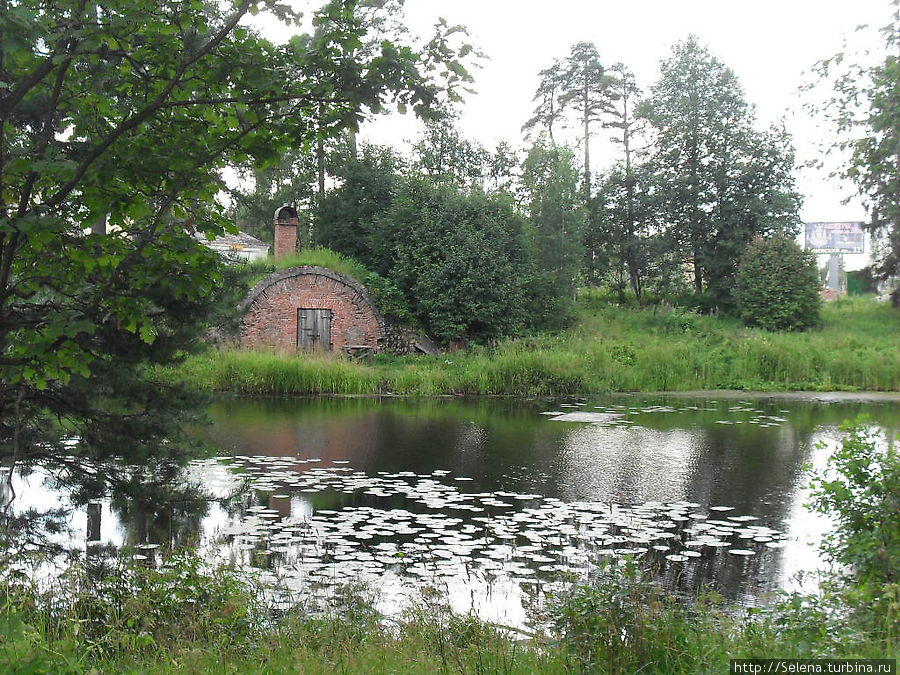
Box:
273, 205, 299, 259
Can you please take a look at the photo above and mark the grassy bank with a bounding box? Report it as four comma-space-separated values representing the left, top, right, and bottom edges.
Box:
167, 296, 900, 396
1, 555, 894, 674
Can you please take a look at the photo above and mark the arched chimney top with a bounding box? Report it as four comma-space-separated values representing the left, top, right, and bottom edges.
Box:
274, 204, 299, 225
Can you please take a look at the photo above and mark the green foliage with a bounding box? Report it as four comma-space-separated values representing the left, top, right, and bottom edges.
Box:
377, 179, 533, 343
0, 550, 260, 670
643, 37, 801, 308
811, 6, 900, 280
529, 42, 617, 198
549, 561, 713, 673
0, 554, 558, 674
315, 142, 403, 265
172, 348, 382, 395
0, 0, 479, 476
734, 235, 822, 331
522, 142, 584, 325
585, 63, 654, 300
808, 419, 899, 587
523, 58, 567, 143
362, 272, 415, 325
588, 164, 655, 297
170, 296, 900, 395
228, 149, 318, 246
847, 269, 880, 295
411, 115, 491, 189
247, 246, 372, 287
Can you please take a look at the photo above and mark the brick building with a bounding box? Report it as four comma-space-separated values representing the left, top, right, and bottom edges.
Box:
236, 205, 394, 355
239, 266, 385, 353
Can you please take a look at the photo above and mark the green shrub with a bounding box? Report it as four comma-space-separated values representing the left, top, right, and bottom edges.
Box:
363, 272, 415, 325
805, 418, 900, 644
808, 419, 899, 587
734, 235, 821, 331
381, 179, 533, 344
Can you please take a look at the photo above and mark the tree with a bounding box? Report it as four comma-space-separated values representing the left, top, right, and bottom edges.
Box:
557, 42, 617, 199
526, 42, 617, 200
411, 114, 490, 189
315, 141, 403, 268
589, 162, 656, 300
379, 179, 531, 343
701, 124, 802, 307
809, 419, 899, 587
596, 63, 649, 299
522, 59, 566, 143
0, 0, 476, 473
643, 37, 801, 308
228, 148, 319, 245
521, 142, 584, 317
733, 235, 821, 331
813, 3, 900, 283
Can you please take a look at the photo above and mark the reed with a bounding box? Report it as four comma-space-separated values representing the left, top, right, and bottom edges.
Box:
165, 296, 900, 395
173, 349, 382, 395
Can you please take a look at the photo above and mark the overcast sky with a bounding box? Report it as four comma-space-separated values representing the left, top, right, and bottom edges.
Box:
253, 0, 894, 227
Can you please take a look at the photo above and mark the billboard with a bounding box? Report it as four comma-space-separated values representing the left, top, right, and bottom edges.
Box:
804, 221, 865, 254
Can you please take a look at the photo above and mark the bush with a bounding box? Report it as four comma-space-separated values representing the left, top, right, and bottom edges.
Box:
807, 418, 900, 640
245, 246, 372, 287
734, 235, 821, 330
808, 419, 899, 587
379, 179, 533, 344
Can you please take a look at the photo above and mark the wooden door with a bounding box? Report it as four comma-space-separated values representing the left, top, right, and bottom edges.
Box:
297, 308, 332, 350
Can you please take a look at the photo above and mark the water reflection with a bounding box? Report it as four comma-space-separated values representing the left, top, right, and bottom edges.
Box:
4, 394, 899, 621
195, 395, 899, 604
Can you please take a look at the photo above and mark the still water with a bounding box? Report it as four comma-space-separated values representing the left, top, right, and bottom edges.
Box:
9, 393, 900, 625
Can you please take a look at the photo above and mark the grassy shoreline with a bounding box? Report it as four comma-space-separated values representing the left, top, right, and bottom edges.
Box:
163, 296, 900, 396
2, 552, 894, 674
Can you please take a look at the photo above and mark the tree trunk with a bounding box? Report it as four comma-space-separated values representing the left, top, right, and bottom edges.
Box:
582, 82, 591, 201
92, 214, 107, 236
347, 128, 357, 159
693, 244, 703, 294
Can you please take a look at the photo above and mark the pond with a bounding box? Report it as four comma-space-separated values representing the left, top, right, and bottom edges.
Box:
6, 393, 900, 626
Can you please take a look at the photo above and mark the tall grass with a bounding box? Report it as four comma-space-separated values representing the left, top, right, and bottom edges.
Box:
2, 552, 893, 674
0, 551, 561, 674
173, 349, 382, 395
244, 246, 373, 287
166, 296, 900, 395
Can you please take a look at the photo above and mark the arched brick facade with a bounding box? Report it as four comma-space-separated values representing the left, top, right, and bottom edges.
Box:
240, 266, 384, 353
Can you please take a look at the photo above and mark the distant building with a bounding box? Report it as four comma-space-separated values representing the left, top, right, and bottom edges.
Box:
196, 231, 269, 262
233, 206, 436, 356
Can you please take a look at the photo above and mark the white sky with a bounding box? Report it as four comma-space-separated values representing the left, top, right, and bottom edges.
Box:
250, 0, 894, 246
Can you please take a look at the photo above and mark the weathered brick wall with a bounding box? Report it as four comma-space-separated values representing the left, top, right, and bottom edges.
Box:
273, 224, 297, 259
240, 266, 384, 353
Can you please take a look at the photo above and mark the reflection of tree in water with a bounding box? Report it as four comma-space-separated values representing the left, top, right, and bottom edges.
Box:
0, 451, 216, 569
106, 467, 212, 549
0, 505, 72, 572
1, 458, 73, 571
